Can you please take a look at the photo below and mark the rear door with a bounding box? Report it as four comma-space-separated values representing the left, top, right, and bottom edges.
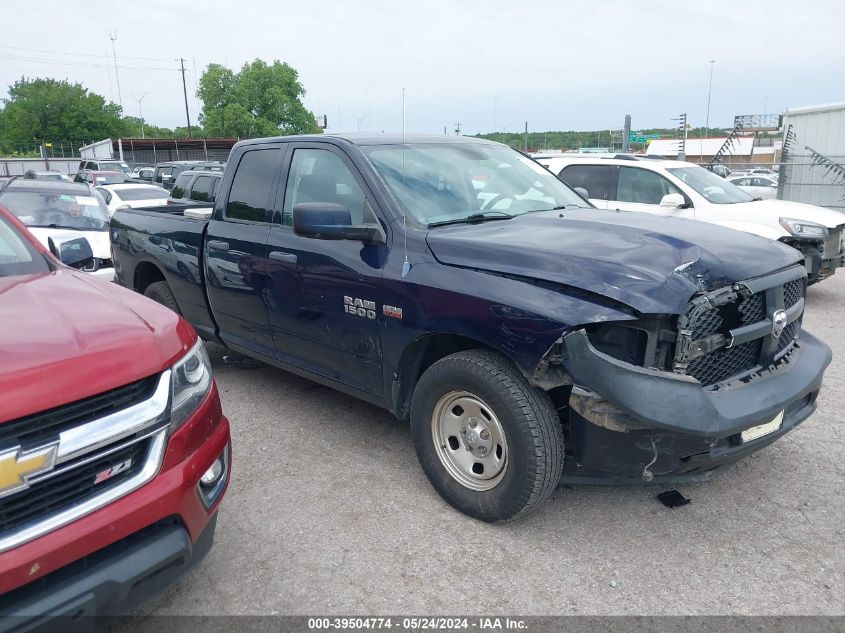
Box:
205, 146, 284, 356
557, 164, 617, 209
608, 166, 692, 218
264, 143, 386, 395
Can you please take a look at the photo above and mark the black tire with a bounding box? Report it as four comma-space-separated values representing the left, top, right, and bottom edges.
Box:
410, 349, 564, 522
143, 280, 181, 314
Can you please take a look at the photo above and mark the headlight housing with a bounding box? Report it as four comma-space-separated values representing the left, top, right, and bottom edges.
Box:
780, 217, 829, 238
170, 339, 212, 430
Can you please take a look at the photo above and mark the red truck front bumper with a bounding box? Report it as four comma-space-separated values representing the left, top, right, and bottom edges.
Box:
0, 382, 231, 622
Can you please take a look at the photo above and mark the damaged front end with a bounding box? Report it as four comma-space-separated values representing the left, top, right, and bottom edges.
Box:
533, 264, 832, 484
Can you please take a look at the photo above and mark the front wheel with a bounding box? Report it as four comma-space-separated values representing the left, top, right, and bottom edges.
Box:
410, 350, 564, 522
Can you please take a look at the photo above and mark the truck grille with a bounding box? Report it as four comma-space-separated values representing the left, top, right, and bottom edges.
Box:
0, 375, 157, 450
678, 273, 805, 386
0, 372, 171, 553
0, 440, 149, 534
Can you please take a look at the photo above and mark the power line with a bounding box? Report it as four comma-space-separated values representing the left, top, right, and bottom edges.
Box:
0, 52, 178, 71
0, 43, 173, 62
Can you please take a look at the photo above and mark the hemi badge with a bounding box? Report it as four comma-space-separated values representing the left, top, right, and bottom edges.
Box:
383, 305, 403, 319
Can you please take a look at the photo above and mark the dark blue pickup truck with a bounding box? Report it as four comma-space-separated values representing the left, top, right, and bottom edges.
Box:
110, 134, 832, 521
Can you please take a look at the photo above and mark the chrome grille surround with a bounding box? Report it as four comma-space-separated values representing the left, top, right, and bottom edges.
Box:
0, 370, 171, 553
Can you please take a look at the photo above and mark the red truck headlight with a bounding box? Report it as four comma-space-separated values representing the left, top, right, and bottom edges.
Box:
170, 339, 213, 430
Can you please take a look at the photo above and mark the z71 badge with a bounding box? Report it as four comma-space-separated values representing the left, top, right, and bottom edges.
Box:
344, 296, 376, 319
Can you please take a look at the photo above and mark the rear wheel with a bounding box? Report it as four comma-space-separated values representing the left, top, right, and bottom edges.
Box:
143, 280, 180, 314
410, 349, 564, 522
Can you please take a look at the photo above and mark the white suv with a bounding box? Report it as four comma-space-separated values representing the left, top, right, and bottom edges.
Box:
537, 155, 845, 284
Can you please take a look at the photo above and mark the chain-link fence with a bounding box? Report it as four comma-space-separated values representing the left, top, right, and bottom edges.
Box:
777, 154, 845, 212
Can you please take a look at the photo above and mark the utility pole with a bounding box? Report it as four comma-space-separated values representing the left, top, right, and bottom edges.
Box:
454, 123, 461, 136
179, 58, 193, 138
109, 30, 123, 109
133, 92, 149, 138
704, 59, 716, 135
524, 121, 528, 152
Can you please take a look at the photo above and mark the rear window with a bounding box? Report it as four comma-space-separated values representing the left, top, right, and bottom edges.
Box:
171, 174, 192, 199
117, 187, 169, 201
0, 213, 50, 277
559, 164, 618, 201
226, 149, 281, 222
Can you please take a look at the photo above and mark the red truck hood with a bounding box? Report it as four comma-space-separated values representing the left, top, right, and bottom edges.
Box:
0, 270, 195, 423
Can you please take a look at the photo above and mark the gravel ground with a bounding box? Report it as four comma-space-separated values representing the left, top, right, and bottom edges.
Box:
135, 274, 844, 617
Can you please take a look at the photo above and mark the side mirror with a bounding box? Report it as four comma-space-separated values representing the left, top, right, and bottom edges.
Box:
574, 187, 589, 199
293, 203, 385, 244
48, 235, 95, 270
659, 193, 686, 208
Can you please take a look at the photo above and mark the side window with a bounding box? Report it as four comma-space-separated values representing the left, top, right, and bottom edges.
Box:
96, 188, 112, 204
189, 176, 214, 202
170, 173, 192, 199
281, 148, 366, 227
616, 167, 681, 204
225, 148, 282, 222
559, 165, 617, 201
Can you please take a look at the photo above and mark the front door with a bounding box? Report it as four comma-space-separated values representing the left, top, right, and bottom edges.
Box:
607, 166, 692, 218
264, 144, 387, 395
205, 146, 284, 356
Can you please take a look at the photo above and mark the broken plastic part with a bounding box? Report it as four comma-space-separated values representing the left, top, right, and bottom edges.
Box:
657, 489, 691, 508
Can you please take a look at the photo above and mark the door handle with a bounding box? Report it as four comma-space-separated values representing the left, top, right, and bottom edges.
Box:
207, 240, 229, 252
269, 251, 297, 264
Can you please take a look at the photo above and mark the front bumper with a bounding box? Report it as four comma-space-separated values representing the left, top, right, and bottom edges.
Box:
560, 329, 832, 482
0, 383, 230, 603
0, 515, 216, 632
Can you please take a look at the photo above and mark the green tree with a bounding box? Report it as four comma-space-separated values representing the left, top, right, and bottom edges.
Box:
197, 59, 320, 137
0, 78, 128, 150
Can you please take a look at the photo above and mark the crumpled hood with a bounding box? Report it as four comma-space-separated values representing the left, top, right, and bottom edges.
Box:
425, 209, 803, 314
0, 270, 192, 423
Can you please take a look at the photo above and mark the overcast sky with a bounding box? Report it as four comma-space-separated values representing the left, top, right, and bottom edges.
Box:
1, 0, 843, 136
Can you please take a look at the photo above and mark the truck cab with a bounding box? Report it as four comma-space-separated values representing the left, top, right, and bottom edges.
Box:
110, 135, 832, 522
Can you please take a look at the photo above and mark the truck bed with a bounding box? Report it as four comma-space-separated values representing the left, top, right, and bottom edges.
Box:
110, 205, 218, 340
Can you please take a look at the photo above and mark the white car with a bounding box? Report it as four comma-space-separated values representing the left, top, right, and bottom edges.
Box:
95, 183, 169, 216
537, 155, 845, 284
726, 175, 779, 200
0, 179, 115, 280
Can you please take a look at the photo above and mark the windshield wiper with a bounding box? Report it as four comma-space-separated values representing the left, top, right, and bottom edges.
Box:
428, 212, 514, 228
28, 223, 84, 230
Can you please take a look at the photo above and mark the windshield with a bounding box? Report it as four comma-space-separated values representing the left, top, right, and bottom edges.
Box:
95, 173, 127, 185
0, 213, 50, 277
0, 191, 111, 231
101, 161, 132, 174
116, 187, 168, 201
667, 165, 754, 204
363, 143, 589, 225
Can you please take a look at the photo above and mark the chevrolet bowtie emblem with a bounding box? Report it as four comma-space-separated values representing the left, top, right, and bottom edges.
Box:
0, 444, 59, 498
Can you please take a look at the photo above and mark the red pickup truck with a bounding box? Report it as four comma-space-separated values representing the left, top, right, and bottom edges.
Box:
0, 205, 231, 625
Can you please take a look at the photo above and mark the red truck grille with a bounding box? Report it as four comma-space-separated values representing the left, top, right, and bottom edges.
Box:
0, 372, 171, 553
0, 439, 149, 534
0, 375, 157, 449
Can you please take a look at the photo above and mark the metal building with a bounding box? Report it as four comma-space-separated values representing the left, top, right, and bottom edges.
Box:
779, 102, 845, 211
